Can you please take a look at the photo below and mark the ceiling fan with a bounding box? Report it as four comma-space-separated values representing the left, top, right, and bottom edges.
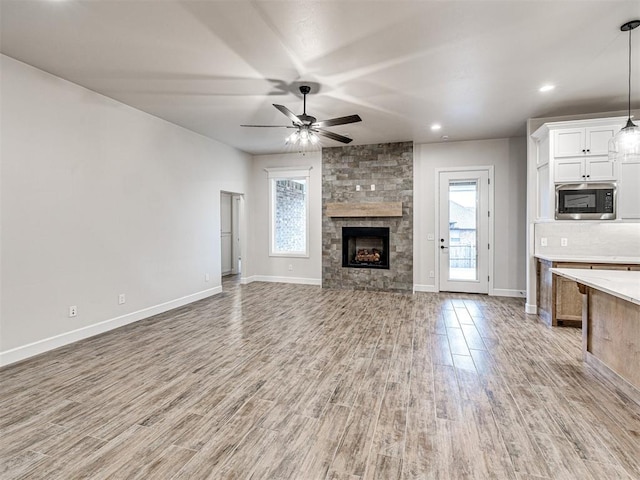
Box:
241, 85, 362, 145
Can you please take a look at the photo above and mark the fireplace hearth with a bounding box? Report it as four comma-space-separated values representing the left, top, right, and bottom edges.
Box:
342, 227, 390, 269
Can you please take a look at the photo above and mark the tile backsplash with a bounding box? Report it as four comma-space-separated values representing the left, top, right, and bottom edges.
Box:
534, 222, 640, 257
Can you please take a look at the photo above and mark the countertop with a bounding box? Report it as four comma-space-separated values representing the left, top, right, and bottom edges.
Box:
550, 268, 640, 306
535, 254, 640, 264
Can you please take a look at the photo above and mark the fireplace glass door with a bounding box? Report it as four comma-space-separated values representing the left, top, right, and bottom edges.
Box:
342, 227, 390, 269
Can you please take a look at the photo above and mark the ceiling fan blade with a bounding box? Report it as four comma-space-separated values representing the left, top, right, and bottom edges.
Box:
273, 104, 302, 125
312, 114, 362, 128
315, 128, 353, 144
240, 124, 295, 128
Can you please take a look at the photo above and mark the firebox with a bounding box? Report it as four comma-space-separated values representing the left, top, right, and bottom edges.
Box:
342, 227, 390, 269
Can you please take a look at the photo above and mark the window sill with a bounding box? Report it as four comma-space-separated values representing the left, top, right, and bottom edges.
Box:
269, 252, 310, 259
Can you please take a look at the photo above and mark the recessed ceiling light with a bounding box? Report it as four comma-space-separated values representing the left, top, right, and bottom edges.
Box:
441, 135, 450, 140
431, 124, 442, 131
539, 84, 555, 92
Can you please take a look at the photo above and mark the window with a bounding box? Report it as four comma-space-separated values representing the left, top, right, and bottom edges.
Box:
267, 167, 311, 257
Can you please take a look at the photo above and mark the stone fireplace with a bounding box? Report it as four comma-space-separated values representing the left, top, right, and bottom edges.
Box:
322, 142, 413, 292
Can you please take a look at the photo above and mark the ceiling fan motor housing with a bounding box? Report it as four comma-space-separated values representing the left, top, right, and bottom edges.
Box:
297, 114, 316, 125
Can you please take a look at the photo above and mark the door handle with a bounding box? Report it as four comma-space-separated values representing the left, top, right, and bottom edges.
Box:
440, 245, 448, 249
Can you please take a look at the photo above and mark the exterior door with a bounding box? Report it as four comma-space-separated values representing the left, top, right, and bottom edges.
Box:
438, 170, 490, 293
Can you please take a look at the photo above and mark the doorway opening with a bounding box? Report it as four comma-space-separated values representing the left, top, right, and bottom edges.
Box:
220, 192, 244, 288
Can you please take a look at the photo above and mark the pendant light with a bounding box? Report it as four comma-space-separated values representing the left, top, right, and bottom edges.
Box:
609, 20, 640, 162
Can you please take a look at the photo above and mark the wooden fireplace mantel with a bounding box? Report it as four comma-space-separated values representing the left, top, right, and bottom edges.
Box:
325, 202, 403, 218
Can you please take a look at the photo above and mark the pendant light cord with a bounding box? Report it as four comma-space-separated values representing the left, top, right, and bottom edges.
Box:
621, 20, 640, 127
628, 26, 632, 120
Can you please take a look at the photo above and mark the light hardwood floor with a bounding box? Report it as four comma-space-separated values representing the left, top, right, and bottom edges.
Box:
1, 277, 639, 479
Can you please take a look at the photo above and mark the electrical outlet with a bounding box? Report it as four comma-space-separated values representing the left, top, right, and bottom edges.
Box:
429, 270, 435, 278
118, 294, 126, 305
288, 264, 293, 271
370, 184, 375, 191
540, 237, 548, 246
427, 234, 435, 241
69, 305, 77, 317
205, 273, 210, 282
561, 238, 568, 247
356, 185, 361, 191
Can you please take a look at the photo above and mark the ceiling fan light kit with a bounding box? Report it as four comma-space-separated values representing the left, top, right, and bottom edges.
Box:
609, 19, 640, 162
241, 85, 362, 146
286, 127, 319, 146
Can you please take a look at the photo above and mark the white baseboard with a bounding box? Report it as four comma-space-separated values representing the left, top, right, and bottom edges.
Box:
492, 288, 526, 298
413, 284, 438, 293
413, 285, 526, 298
525, 303, 538, 314
250, 275, 321, 286
240, 276, 254, 285
0, 287, 222, 367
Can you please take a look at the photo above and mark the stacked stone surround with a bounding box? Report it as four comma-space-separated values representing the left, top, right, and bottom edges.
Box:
322, 142, 413, 292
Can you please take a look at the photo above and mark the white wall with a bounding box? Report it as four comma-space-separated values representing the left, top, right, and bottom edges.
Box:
414, 138, 527, 296
247, 151, 322, 285
0, 55, 251, 365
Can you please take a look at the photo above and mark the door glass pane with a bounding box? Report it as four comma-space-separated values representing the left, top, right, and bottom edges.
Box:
448, 181, 477, 281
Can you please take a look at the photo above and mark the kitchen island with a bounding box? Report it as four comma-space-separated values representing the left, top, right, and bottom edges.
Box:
536, 255, 640, 326
552, 268, 640, 402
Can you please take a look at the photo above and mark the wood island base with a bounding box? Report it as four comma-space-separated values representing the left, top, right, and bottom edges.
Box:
579, 284, 640, 402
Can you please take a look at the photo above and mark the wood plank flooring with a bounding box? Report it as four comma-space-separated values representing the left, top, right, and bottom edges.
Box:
1, 277, 639, 479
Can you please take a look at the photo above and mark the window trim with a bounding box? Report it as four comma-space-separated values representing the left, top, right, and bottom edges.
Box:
266, 167, 312, 258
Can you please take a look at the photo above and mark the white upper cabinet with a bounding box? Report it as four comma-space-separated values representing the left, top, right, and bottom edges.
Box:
554, 125, 618, 158
554, 128, 584, 157
554, 157, 584, 183
585, 156, 616, 181
549, 121, 622, 183
587, 126, 618, 155
555, 155, 616, 183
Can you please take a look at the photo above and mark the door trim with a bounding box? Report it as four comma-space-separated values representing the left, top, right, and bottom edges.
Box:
434, 166, 495, 295
220, 192, 233, 276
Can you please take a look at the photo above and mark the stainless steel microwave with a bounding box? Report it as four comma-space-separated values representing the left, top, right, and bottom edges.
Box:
555, 183, 616, 220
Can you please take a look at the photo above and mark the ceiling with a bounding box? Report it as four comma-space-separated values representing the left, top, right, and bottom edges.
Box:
1, 1, 639, 155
